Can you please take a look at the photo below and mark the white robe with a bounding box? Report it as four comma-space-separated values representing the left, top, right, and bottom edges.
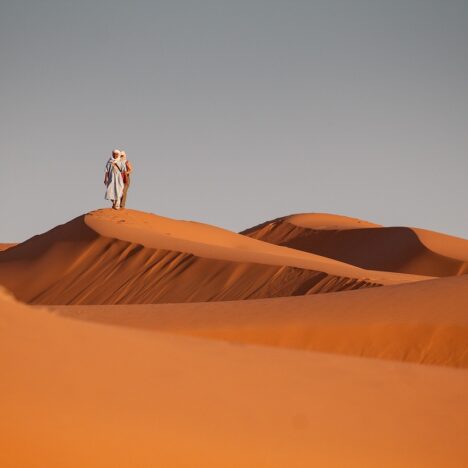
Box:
105, 158, 125, 203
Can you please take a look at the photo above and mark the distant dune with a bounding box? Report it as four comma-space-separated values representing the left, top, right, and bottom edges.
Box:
0, 209, 426, 305
0, 243, 16, 252
2, 288, 468, 467
242, 213, 468, 277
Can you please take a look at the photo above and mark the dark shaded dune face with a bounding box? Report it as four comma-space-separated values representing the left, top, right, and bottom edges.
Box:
0, 216, 378, 305
242, 219, 466, 277
0, 217, 100, 302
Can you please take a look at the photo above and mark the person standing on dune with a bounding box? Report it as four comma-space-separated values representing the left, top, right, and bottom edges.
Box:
119, 150, 133, 209
104, 149, 125, 210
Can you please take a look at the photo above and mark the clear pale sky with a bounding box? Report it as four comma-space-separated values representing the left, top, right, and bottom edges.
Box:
1, 0, 467, 242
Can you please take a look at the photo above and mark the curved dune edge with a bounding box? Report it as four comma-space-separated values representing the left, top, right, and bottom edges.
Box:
0, 214, 379, 305
288, 214, 468, 261
53, 275, 468, 368
242, 213, 468, 277
2, 288, 468, 467
0, 210, 429, 306
84, 209, 426, 284
0, 243, 16, 252
288, 213, 381, 230
412, 227, 468, 263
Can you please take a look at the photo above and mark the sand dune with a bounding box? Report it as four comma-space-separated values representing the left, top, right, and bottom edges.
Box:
1, 209, 467, 467
0, 209, 426, 305
53, 274, 468, 368
2, 288, 468, 467
0, 243, 16, 252
242, 213, 468, 277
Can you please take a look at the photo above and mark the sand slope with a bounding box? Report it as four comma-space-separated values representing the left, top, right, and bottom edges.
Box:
0, 210, 426, 305
242, 213, 468, 277
0, 243, 16, 252
53, 274, 468, 368
1, 288, 468, 467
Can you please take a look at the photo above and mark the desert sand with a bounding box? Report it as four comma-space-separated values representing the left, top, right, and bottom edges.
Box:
0, 210, 427, 305
0, 243, 16, 252
243, 213, 468, 276
2, 288, 468, 467
52, 274, 468, 368
1, 208, 468, 467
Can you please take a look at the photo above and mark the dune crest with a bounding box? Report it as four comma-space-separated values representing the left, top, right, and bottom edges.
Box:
0, 243, 16, 252
0, 209, 427, 305
242, 213, 468, 277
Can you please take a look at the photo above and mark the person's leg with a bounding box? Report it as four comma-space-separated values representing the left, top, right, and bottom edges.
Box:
121, 185, 127, 208
121, 177, 130, 208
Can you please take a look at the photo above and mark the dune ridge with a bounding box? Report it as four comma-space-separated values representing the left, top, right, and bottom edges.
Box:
52, 274, 468, 368
242, 213, 468, 277
0, 209, 428, 306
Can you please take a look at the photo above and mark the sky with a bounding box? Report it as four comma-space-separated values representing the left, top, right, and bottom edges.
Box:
1, 0, 467, 242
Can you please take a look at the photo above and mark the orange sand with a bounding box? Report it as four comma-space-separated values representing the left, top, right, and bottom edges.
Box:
53, 274, 468, 368
0, 243, 16, 252
0, 210, 427, 305
1, 209, 467, 467
2, 288, 468, 467
243, 213, 468, 276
